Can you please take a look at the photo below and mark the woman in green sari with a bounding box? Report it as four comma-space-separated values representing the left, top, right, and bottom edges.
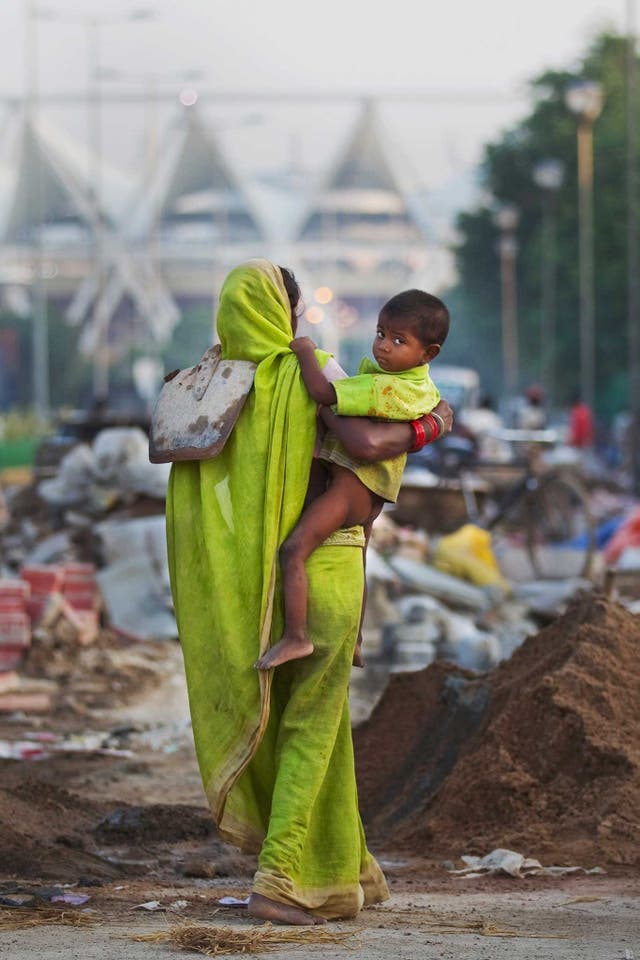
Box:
166, 259, 451, 924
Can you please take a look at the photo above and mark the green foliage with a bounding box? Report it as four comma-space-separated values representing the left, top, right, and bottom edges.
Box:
449, 33, 638, 415
0, 304, 93, 410
161, 302, 215, 372
0, 299, 218, 414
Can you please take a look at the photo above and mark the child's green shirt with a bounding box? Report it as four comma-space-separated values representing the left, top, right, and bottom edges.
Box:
319, 358, 440, 503
332, 358, 440, 421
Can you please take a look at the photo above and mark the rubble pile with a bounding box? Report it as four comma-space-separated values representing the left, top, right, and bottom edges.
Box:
355, 593, 640, 866
0, 428, 177, 714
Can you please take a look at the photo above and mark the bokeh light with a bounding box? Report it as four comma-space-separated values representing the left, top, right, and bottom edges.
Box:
179, 88, 199, 107
305, 306, 325, 325
314, 286, 333, 305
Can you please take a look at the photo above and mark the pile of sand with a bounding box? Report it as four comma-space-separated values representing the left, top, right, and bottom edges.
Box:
355, 594, 640, 866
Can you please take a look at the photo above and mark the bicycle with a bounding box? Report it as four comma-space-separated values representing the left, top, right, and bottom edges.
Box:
403, 428, 595, 581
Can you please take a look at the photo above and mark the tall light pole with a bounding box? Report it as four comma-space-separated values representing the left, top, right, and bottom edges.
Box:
565, 79, 604, 419
533, 158, 565, 408
494, 205, 520, 399
36, 6, 157, 405
25, 1, 50, 420
627, 0, 640, 493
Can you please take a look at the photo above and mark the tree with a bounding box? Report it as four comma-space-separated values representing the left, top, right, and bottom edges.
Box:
446, 33, 636, 416
0, 304, 92, 412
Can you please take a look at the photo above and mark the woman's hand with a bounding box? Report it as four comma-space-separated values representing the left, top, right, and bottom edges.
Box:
290, 337, 317, 356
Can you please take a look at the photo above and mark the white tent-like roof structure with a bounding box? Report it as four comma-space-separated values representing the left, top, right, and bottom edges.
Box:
298, 100, 423, 245
0, 100, 451, 366
2, 114, 95, 244
126, 108, 262, 244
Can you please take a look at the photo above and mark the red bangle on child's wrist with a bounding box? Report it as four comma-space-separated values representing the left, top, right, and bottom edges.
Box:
409, 415, 439, 452
409, 419, 426, 452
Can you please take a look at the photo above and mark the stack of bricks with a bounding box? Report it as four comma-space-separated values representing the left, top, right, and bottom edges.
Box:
21, 565, 64, 625
0, 563, 101, 713
0, 578, 31, 672
59, 562, 100, 646
25, 562, 100, 647
0, 563, 101, 674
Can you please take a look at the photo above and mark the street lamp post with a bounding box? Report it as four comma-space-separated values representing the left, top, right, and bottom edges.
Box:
36, 6, 157, 404
565, 79, 604, 418
25, 0, 50, 420
627, 0, 640, 492
533, 158, 565, 408
494, 205, 520, 399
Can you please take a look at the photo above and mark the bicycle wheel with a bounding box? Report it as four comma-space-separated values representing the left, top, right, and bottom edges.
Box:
525, 472, 594, 579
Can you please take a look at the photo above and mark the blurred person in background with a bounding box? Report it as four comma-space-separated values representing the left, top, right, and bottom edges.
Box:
517, 384, 546, 431
568, 392, 595, 449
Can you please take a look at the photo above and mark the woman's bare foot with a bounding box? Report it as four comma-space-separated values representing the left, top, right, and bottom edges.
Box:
248, 893, 326, 925
255, 636, 314, 670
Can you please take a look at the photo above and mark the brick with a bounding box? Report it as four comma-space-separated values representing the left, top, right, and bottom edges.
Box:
0, 579, 30, 614
0, 692, 52, 713
0, 579, 30, 600
26, 595, 50, 624
21, 565, 63, 594
0, 610, 31, 648
0, 671, 20, 694
0, 648, 26, 672
64, 591, 99, 612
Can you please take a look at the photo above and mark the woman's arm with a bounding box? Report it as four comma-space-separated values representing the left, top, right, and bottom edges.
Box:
319, 399, 454, 462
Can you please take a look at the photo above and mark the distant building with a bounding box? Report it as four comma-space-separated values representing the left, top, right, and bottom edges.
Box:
0, 99, 449, 372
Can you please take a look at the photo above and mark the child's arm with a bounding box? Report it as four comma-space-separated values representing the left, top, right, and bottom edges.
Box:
290, 337, 337, 406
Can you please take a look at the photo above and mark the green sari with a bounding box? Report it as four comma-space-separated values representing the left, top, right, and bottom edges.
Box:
166, 260, 389, 918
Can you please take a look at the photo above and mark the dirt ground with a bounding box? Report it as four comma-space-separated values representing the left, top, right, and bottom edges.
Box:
1, 880, 638, 960
1, 643, 639, 960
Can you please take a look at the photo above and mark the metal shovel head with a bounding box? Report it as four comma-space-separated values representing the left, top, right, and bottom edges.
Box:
148, 352, 257, 463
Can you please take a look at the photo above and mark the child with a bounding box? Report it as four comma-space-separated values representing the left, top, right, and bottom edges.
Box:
255, 289, 449, 670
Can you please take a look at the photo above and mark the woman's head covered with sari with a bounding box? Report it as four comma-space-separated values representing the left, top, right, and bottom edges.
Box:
218, 259, 297, 364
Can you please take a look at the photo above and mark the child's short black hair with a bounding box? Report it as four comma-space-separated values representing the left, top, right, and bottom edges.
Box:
380, 289, 450, 347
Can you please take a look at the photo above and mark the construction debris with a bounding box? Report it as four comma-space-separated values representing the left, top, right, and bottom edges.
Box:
445, 848, 607, 879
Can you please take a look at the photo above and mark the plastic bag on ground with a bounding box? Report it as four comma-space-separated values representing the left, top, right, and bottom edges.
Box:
434, 524, 510, 591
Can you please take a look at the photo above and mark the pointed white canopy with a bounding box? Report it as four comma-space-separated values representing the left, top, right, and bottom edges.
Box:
2, 114, 94, 244
126, 108, 263, 243
298, 100, 423, 244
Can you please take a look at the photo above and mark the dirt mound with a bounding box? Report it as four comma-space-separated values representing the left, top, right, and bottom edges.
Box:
0, 781, 226, 882
355, 594, 640, 866
95, 804, 213, 844
0, 781, 120, 881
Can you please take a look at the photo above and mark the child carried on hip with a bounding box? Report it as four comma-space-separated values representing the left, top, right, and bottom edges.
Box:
255, 289, 449, 671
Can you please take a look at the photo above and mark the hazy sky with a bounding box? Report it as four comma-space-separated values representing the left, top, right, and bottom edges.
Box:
1, 0, 627, 95
0, 0, 632, 214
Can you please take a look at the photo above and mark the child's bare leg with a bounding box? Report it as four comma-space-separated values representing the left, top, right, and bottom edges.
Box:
254, 485, 352, 670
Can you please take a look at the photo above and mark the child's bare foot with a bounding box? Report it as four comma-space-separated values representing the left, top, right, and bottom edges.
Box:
352, 640, 364, 668
255, 635, 314, 670
248, 893, 326, 925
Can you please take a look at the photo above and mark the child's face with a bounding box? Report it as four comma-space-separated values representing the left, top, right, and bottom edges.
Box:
372, 314, 439, 372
